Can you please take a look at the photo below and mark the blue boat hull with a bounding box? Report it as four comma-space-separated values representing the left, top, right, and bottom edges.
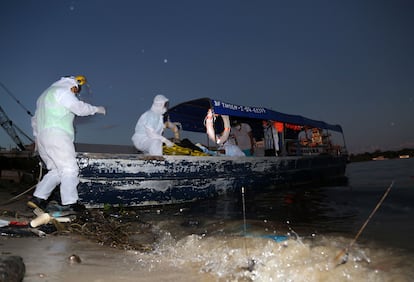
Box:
76, 153, 347, 208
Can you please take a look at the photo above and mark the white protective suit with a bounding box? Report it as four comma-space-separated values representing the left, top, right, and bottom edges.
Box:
131, 95, 173, 156
31, 77, 105, 205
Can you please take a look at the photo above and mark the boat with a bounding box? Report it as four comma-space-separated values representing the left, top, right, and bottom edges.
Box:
372, 156, 388, 161
399, 155, 410, 159
76, 98, 348, 208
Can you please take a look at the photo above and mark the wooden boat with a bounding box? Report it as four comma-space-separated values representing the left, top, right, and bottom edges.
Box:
76, 98, 348, 208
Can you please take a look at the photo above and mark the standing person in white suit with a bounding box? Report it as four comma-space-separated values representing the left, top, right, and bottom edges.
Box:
131, 94, 174, 156
29, 75, 106, 212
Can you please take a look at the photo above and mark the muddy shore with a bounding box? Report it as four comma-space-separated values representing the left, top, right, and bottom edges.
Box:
0, 180, 214, 282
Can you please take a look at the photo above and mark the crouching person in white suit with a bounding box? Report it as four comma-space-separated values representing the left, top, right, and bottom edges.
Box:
132, 95, 174, 156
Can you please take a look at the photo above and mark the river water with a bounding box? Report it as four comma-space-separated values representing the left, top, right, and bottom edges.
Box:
2, 158, 414, 281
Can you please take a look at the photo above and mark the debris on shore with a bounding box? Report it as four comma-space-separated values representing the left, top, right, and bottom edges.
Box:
1, 180, 159, 253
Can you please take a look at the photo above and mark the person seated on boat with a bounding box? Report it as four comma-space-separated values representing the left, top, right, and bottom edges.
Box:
221, 135, 245, 157
298, 126, 311, 146
310, 128, 322, 146
231, 120, 254, 156
131, 95, 174, 156
262, 120, 279, 156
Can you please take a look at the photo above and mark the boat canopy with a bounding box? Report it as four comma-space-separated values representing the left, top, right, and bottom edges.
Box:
166, 98, 343, 133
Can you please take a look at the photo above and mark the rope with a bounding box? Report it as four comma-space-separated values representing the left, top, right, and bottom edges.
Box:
333, 181, 395, 265
241, 186, 257, 271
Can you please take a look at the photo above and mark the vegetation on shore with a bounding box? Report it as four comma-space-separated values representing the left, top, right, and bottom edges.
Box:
349, 148, 413, 162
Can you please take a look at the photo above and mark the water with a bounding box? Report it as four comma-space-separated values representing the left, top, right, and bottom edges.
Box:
135, 157, 414, 281
3, 158, 414, 281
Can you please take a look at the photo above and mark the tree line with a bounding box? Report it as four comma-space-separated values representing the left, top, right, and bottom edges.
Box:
349, 148, 414, 162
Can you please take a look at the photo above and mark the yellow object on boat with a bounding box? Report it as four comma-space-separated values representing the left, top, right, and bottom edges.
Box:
163, 144, 209, 156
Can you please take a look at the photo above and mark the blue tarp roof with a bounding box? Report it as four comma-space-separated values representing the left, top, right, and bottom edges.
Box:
167, 98, 343, 133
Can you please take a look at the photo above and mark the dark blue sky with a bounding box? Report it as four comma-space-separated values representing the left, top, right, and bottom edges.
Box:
1, 0, 413, 153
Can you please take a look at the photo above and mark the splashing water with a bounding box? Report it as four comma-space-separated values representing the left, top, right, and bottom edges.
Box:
135, 222, 413, 282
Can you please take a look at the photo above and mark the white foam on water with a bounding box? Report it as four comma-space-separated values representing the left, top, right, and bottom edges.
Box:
2, 231, 412, 281
145, 230, 414, 282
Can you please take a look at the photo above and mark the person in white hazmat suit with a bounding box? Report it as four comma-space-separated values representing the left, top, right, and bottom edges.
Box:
29, 76, 106, 212
132, 95, 174, 156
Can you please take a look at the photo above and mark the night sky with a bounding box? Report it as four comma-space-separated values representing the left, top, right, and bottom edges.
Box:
1, 0, 413, 154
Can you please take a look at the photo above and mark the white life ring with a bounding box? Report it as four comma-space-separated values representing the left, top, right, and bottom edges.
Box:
204, 109, 230, 145
164, 121, 181, 140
